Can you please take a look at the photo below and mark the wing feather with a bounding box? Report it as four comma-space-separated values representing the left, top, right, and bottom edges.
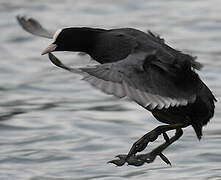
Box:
48, 53, 195, 110
16, 15, 54, 39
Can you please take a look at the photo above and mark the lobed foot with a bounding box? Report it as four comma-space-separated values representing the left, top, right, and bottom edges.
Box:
108, 151, 171, 167
108, 127, 184, 167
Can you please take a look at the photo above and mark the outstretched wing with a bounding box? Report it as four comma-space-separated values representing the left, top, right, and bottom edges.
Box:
16, 15, 54, 39
48, 52, 197, 110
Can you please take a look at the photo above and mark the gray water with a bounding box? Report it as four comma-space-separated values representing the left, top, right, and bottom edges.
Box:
0, 0, 221, 179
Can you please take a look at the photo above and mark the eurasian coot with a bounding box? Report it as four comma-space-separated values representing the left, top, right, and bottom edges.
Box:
17, 16, 216, 166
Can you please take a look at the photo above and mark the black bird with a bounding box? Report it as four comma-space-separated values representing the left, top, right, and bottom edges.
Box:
17, 16, 216, 166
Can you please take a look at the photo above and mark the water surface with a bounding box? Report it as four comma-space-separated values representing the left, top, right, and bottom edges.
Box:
0, 0, 221, 179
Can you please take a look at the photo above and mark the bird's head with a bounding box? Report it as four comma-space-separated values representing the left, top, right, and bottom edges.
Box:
42, 27, 96, 55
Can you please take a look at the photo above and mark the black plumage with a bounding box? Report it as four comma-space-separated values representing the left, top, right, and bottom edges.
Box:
17, 16, 216, 166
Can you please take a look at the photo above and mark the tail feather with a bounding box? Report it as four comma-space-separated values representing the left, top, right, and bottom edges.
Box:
192, 123, 202, 140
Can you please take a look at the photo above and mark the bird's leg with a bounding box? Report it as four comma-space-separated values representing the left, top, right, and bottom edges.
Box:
111, 128, 183, 166
134, 128, 183, 166
108, 123, 188, 166
127, 123, 188, 157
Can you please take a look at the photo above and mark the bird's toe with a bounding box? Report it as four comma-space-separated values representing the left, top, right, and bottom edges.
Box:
126, 155, 145, 166
108, 154, 146, 167
108, 154, 127, 166
108, 159, 126, 166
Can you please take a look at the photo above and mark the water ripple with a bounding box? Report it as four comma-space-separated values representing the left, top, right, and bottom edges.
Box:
0, 0, 220, 179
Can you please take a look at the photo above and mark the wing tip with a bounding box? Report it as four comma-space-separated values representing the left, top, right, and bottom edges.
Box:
48, 53, 71, 71
16, 15, 53, 39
